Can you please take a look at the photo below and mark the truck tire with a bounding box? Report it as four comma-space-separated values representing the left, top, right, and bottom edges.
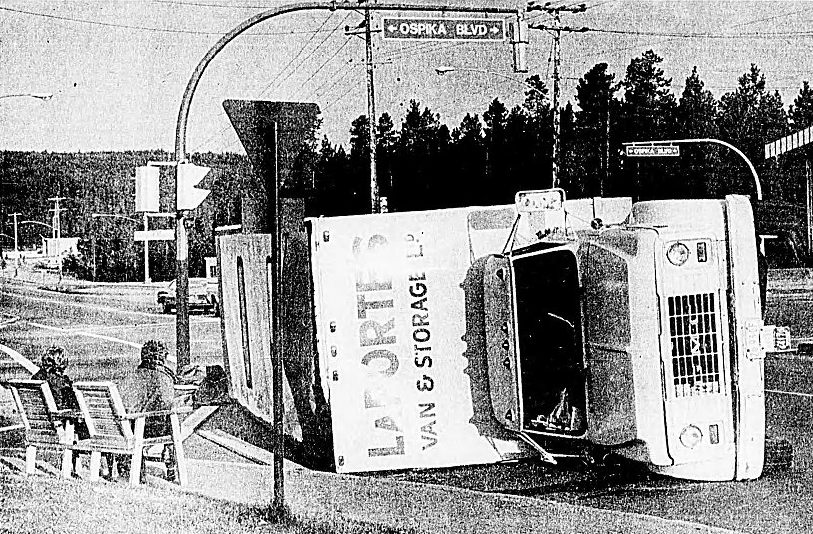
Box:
163, 303, 173, 314
764, 438, 793, 474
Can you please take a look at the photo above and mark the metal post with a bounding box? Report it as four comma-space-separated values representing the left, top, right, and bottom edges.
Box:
92, 232, 97, 282
807, 160, 812, 255
10, 213, 20, 266
603, 98, 610, 197
143, 212, 150, 284
270, 122, 285, 510
551, 11, 561, 189
48, 197, 67, 285
364, 4, 379, 213
176, 195, 191, 370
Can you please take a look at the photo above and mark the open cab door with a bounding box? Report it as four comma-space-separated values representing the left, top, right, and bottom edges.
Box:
483, 190, 587, 462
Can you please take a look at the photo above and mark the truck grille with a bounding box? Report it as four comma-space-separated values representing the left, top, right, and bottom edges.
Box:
667, 293, 723, 397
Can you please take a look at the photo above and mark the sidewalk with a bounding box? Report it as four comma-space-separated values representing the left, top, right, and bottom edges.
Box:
180, 456, 735, 534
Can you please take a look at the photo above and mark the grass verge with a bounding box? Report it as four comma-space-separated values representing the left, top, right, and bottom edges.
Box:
0, 468, 422, 534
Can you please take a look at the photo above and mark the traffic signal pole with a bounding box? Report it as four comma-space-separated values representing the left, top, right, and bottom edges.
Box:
175, 202, 190, 371
172, 1, 525, 512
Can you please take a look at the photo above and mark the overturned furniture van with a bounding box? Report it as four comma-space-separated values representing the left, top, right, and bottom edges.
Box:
217, 189, 788, 481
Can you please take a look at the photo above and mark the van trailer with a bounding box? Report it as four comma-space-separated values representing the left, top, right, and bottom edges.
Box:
215, 190, 787, 480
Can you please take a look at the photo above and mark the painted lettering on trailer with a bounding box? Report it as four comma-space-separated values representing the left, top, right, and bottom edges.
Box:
406, 233, 438, 450
353, 231, 440, 457
354, 234, 404, 457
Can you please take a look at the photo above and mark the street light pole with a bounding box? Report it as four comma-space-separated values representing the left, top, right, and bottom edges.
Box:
10, 213, 20, 266
49, 197, 67, 285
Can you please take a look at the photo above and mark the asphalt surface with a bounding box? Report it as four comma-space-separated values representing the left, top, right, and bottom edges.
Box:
2, 266, 813, 533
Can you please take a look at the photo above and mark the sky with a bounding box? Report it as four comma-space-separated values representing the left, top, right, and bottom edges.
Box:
1, 0, 812, 154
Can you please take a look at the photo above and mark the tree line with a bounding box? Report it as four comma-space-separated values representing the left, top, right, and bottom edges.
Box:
1, 50, 812, 282
300, 50, 813, 215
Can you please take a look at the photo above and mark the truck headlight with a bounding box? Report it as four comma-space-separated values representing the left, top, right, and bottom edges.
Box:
679, 425, 703, 448
667, 242, 690, 266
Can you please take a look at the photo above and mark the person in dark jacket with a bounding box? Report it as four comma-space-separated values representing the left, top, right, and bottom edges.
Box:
113, 340, 178, 481
31, 346, 79, 411
31, 346, 89, 443
119, 339, 176, 438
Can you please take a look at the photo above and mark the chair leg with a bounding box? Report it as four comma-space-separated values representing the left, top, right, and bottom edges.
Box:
130, 417, 146, 486
170, 413, 187, 486
24, 445, 36, 475
61, 422, 75, 479
61, 449, 74, 479
74, 453, 83, 477
88, 451, 102, 482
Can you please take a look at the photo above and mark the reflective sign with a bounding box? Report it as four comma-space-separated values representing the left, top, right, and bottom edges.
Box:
382, 17, 505, 41
626, 145, 680, 157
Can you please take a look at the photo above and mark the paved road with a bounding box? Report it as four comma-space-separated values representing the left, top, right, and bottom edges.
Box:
2, 269, 813, 533
0, 274, 222, 382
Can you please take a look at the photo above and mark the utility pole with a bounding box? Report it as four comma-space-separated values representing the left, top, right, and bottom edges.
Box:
365, 4, 378, 213
529, 2, 587, 189
10, 212, 20, 266
345, 5, 380, 213
48, 197, 67, 284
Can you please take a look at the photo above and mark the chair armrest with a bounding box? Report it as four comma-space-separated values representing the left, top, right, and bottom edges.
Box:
52, 409, 83, 421
122, 409, 177, 420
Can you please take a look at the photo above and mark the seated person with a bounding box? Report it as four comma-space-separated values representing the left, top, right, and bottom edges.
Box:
32, 346, 79, 411
31, 346, 88, 439
110, 340, 178, 481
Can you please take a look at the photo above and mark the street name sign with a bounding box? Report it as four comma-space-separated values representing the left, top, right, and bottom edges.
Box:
626, 145, 680, 157
134, 229, 174, 242
382, 17, 505, 41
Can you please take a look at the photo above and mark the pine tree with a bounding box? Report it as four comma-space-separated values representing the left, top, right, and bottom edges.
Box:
677, 67, 720, 197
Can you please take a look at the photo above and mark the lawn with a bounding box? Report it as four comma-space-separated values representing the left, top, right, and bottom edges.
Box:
0, 469, 419, 534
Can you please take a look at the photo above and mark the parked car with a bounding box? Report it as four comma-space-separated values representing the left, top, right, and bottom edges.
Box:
157, 278, 216, 314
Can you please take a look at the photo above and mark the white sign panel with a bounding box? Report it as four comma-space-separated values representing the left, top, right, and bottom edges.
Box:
134, 229, 174, 241
310, 207, 530, 473
382, 17, 505, 41
626, 145, 680, 157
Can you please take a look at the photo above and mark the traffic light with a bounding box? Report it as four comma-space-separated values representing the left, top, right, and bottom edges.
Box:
135, 165, 160, 212
176, 162, 211, 211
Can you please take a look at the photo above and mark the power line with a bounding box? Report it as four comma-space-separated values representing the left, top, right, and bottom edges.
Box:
268, 12, 355, 98
0, 4, 336, 36
258, 11, 339, 99
584, 26, 813, 39
152, 0, 275, 8
295, 36, 356, 96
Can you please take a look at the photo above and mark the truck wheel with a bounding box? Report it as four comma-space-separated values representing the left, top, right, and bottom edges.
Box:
163, 303, 173, 314
764, 438, 793, 473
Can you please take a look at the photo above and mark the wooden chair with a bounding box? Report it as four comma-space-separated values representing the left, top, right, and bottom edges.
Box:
71, 381, 187, 486
0, 379, 76, 478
